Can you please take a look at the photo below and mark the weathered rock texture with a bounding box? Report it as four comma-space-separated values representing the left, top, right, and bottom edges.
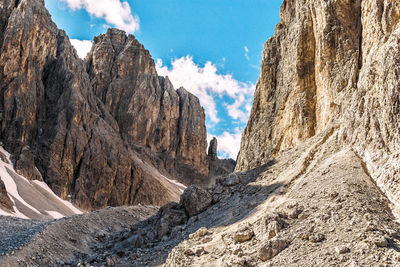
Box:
207, 138, 218, 161
4, 132, 400, 266
0, 179, 12, 212
4, 1, 400, 266
207, 138, 236, 181
0, 0, 210, 210
85, 30, 209, 184
236, 0, 400, 210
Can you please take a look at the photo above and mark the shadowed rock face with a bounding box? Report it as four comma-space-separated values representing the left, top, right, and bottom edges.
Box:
0, 0, 210, 210
207, 138, 236, 181
207, 138, 218, 161
85, 28, 209, 184
0, 179, 12, 211
236, 0, 400, 208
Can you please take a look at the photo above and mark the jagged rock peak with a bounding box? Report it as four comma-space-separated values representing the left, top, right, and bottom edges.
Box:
0, 0, 211, 210
85, 30, 210, 184
208, 137, 218, 160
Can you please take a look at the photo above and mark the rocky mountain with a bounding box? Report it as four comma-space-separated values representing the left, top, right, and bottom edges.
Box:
4, 0, 400, 266
235, 0, 400, 212
0, 0, 232, 212
85, 29, 210, 185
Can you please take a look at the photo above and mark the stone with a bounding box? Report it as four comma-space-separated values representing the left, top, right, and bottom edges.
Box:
184, 249, 195, 256
287, 206, 303, 219
335, 246, 350, 255
156, 202, 188, 238
309, 233, 325, 243
195, 247, 205, 257
180, 186, 212, 217
189, 227, 209, 240
267, 218, 285, 239
224, 173, 239, 186
373, 236, 389, 248
259, 238, 290, 262
233, 228, 254, 243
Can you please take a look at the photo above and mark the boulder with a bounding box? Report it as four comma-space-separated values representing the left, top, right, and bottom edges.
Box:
259, 238, 290, 262
180, 186, 212, 217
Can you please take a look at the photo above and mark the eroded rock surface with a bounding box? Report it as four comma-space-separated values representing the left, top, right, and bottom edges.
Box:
2, 0, 400, 266
0, 0, 211, 211
207, 138, 236, 182
85, 31, 209, 184
3, 132, 400, 266
236, 0, 400, 213
0, 179, 12, 212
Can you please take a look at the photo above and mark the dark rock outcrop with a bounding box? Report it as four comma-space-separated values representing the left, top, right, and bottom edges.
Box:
207, 138, 236, 180
180, 186, 212, 217
0, 179, 12, 212
207, 137, 218, 161
0, 0, 210, 210
13, 146, 42, 181
85, 29, 209, 185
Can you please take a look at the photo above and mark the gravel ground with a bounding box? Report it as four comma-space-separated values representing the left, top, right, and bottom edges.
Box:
0, 217, 48, 256
0, 205, 157, 266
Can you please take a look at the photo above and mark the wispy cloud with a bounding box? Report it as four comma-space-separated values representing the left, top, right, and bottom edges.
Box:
70, 39, 92, 58
156, 56, 255, 124
61, 0, 139, 33
244, 46, 250, 60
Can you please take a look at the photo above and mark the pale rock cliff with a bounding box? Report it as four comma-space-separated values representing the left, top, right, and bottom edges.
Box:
236, 0, 400, 211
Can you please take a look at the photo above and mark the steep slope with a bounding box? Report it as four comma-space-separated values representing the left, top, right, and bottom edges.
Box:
2, 131, 400, 266
236, 0, 400, 211
0, 0, 215, 211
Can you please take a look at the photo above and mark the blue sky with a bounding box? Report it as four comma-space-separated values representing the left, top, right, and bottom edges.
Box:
44, 0, 282, 159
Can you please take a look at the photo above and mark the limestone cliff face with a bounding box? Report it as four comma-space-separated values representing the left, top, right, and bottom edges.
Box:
0, 0, 209, 210
237, 0, 400, 207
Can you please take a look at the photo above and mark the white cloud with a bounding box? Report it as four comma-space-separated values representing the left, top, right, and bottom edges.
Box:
70, 39, 92, 58
62, 0, 139, 33
156, 56, 255, 124
244, 46, 250, 60
208, 128, 242, 159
